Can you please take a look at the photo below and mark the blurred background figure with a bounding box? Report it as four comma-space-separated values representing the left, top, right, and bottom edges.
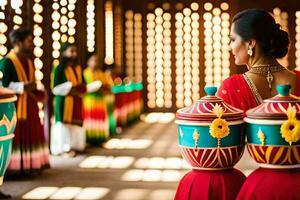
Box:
51, 43, 87, 156
83, 52, 110, 145
0, 28, 49, 177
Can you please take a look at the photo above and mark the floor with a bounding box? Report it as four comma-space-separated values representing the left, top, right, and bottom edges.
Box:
1, 113, 258, 200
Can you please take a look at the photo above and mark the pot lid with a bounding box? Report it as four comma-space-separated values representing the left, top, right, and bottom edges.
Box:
0, 87, 17, 102
176, 86, 244, 122
246, 85, 300, 120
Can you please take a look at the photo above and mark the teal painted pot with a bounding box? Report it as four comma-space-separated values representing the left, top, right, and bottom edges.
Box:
176, 86, 245, 170
245, 85, 300, 168
0, 87, 17, 185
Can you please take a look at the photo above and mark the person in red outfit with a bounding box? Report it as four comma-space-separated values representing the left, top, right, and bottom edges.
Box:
217, 9, 300, 200
217, 10, 299, 112
174, 169, 246, 200
0, 28, 50, 176
0, 28, 50, 198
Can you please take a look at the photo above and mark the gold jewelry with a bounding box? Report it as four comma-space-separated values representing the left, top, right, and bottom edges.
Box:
248, 47, 253, 57
248, 64, 286, 89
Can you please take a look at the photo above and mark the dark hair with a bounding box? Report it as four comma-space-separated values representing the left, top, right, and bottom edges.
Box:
9, 28, 32, 45
60, 42, 74, 54
233, 9, 289, 58
59, 42, 77, 66
86, 51, 96, 61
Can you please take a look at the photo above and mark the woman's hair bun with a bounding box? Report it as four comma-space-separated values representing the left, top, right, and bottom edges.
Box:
269, 26, 289, 58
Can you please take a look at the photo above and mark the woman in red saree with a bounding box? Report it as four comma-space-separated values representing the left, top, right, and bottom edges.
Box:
216, 9, 300, 200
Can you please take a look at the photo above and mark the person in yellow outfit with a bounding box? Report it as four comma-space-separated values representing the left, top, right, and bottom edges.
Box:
83, 52, 110, 145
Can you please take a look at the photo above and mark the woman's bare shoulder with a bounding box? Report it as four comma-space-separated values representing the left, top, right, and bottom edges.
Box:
280, 69, 296, 80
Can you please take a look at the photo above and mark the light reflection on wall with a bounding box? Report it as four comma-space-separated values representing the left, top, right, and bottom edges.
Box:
273, 8, 289, 67
154, 8, 164, 108
147, 12, 156, 108
162, 12, 172, 108
0, 1, 8, 59
296, 11, 300, 70
115, 5, 123, 67
125, 10, 134, 78
203, 2, 230, 87
87, 0, 95, 52
51, 0, 77, 66
33, 0, 45, 123
104, 1, 114, 65
175, 3, 200, 107
134, 13, 143, 82
146, 7, 172, 108
11, 0, 23, 29
125, 10, 143, 82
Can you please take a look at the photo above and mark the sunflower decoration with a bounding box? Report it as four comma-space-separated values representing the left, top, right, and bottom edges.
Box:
209, 104, 230, 147
280, 104, 300, 146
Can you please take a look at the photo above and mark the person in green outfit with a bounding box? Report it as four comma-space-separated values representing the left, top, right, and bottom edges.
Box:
50, 43, 101, 156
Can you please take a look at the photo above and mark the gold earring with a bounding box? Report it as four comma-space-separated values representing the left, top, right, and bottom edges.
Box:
248, 47, 253, 57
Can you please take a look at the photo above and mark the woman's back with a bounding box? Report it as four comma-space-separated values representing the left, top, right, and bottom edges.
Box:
245, 69, 296, 99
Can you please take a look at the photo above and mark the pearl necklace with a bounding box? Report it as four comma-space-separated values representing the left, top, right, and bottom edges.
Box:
247, 64, 286, 89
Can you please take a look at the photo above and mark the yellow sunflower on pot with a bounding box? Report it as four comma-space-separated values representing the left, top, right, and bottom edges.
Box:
210, 104, 230, 146
280, 104, 300, 145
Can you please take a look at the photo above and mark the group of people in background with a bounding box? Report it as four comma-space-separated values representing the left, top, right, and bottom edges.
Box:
50, 42, 117, 156
0, 27, 142, 180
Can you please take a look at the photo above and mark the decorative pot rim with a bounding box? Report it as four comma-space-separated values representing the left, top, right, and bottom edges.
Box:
176, 86, 244, 121
246, 85, 300, 120
259, 163, 300, 169
247, 143, 300, 147
179, 144, 244, 149
175, 119, 244, 126
244, 117, 285, 125
191, 166, 235, 170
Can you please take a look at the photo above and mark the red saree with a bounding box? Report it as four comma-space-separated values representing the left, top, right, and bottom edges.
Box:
174, 169, 246, 200
217, 72, 300, 200
217, 72, 300, 111
294, 70, 300, 96
236, 168, 300, 200
217, 74, 261, 115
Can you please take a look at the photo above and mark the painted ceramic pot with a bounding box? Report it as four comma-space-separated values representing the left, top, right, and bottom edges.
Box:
175, 86, 245, 169
245, 85, 300, 168
0, 87, 17, 185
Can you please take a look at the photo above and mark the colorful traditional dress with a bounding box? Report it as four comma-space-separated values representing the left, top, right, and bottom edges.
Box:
83, 68, 109, 145
294, 69, 300, 96
51, 64, 86, 155
113, 79, 127, 127
175, 169, 246, 200
217, 72, 300, 112
217, 72, 300, 200
102, 72, 116, 135
217, 74, 261, 114
0, 50, 49, 175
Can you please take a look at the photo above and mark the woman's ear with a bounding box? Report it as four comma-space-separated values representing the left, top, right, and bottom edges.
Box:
248, 39, 256, 49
